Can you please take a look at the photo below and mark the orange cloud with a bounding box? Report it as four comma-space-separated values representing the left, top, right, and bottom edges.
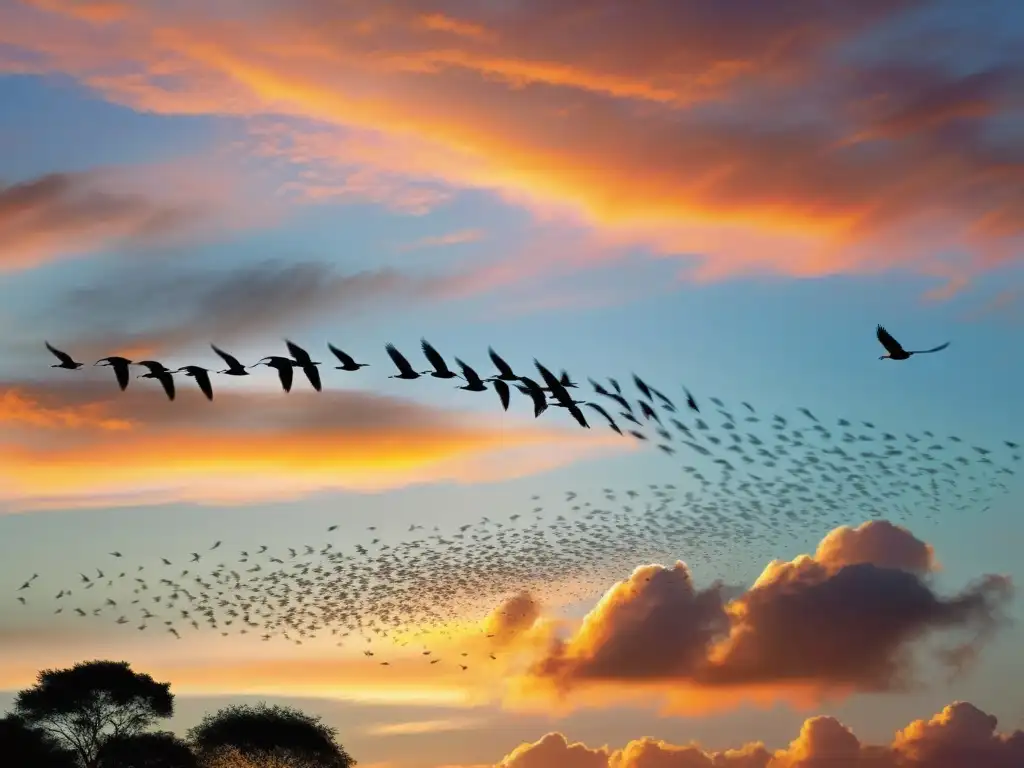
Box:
488, 701, 1024, 767
0, 380, 625, 510
513, 522, 1012, 714
1, 0, 1021, 289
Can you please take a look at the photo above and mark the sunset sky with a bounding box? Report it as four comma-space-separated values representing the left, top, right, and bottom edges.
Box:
2, 0, 1024, 766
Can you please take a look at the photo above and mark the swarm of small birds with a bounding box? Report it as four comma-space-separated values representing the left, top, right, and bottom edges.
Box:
30, 324, 1009, 669
13, 363, 1017, 668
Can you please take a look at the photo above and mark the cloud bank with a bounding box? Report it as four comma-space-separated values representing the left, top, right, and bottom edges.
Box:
489, 700, 1024, 768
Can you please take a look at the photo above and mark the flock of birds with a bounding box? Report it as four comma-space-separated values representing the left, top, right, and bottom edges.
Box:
14, 325, 1018, 667
45, 339, 593, 427
42, 324, 952, 436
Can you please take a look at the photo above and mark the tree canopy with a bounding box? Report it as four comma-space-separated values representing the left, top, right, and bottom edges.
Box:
97, 731, 198, 768
14, 660, 174, 768
188, 703, 356, 768
0, 714, 78, 768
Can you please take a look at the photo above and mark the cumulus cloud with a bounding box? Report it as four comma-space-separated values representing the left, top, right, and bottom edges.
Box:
489, 701, 1024, 767
0, 380, 624, 510
519, 522, 1012, 710
1, 0, 1022, 289
482, 591, 543, 646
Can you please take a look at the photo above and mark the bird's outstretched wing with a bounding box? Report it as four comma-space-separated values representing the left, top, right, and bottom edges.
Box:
302, 365, 322, 391
385, 343, 413, 374
158, 374, 175, 401
492, 379, 510, 411
911, 341, 950, 355
586, 402, 621, 434
285, 339, 312, 365
517, 377, 548, 417
876, 325, 906, 356
113, 362, 130, 391
45, 341, 75, 365
211, 344, 243, 368
276, 364, 294, 392
488, 347, 517, 378
420, 339, 449, 372
328, 344, 357, 367
455, 358, 483, 387
195, 370, 214, 401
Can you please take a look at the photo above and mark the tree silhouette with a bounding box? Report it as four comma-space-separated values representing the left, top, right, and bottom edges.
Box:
97, 731, 197, 768
0, 714, 78, 768
188, 703, 355, 768
13, 660, 174, 768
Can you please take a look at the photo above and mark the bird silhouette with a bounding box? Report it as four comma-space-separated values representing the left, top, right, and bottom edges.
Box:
535, 360, 589, 427
486, 348, 520, 382
515, 376, 549, 418
876, 325, 950, 361
420, 339, 459, 378
255, 356, 296, 392
328, 344, 369, 372
136, 361, 176, 401
455, 359, 487, 392
95, 356, 132, 391
385, 344, 421, 380
284, 340, 322, 391
175, 366, 214, 400
45, 342, 83, 370
586, 402, 622, 434
211, 344, 249, 376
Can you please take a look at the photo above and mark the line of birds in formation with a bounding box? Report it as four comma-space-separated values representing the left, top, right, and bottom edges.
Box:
45, 339, 599, 427
10, 371, 1017, 662
43, 324, 955, 439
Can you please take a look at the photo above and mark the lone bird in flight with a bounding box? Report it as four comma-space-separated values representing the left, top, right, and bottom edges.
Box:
45, 342, 83, 370
876, 325, 950, 361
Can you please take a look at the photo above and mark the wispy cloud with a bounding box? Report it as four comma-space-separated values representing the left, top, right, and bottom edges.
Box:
363, 717, 483, 736
0, 380, 626, 510
1, 0, 1022, 292
0, 170, 208, 270
397, 228, 485, 251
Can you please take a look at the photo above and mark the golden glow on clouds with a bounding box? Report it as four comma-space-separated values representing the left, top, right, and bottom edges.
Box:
0, 383, 627, 510
0, 1, 1018, 286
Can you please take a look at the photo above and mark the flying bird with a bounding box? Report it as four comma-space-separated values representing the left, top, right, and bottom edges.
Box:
385, 344, 421, 380
284, 340, 322, 391
210, 344, 249, 376
327, 344, 369, 372
516, 376, 549, 418
255, 356, 296, 392
420, 339, 459, 379
136, 361, 176, 401
455, 359, 487, 392
175, 366, 214, 401
95, 356, 132, 391
44, 342, 83, 370
876, 325, 950, 361
486, 348, 519, 382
